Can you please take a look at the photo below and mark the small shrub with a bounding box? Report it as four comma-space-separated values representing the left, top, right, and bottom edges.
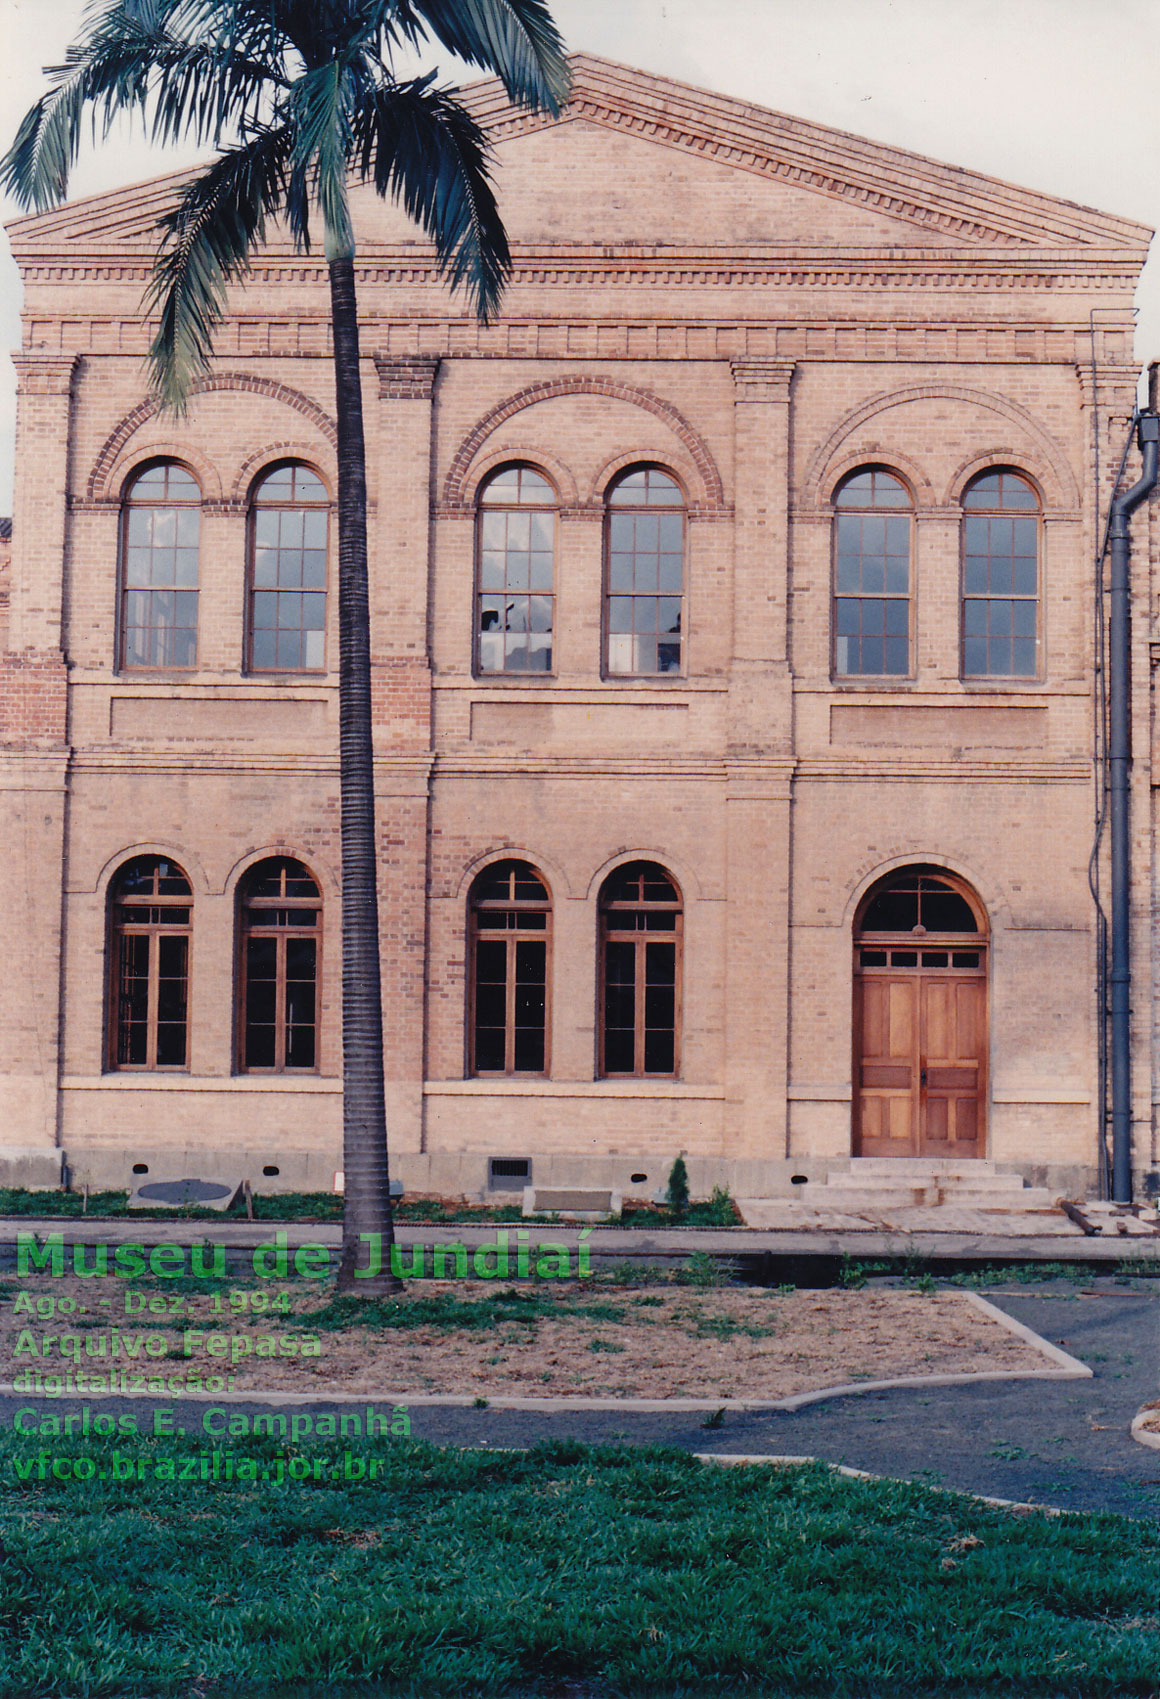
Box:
838, 1254, 868, 1290
666, 1155, 690, 1216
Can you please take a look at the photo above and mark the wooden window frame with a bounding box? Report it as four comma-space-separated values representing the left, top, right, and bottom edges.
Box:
960, 469, 1041, 682
107, 857, 193, 1072
237, 860, 323, 1074
603, 466, 687, 679
246, 462, 331, 675
467, 861, 552, 1077
831, 467, 913, 681
598, 863, 683, 1079
474, 465, 558, 677
119, 461, 202, 673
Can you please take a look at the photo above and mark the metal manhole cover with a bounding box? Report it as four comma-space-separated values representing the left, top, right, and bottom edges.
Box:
132, 1178, 239, 1206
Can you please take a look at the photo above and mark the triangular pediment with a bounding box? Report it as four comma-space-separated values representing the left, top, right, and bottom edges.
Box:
7, 53, 1152, 258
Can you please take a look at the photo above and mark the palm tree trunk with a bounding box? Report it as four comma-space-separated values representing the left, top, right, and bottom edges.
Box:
329, 254, 400, 1295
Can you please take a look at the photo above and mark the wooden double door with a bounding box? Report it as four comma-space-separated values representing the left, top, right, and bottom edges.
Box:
854, 955, 986, 1158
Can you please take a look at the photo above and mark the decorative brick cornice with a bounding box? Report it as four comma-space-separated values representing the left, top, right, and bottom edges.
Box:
731, 359, 795, 401
12, 354, 77, 396
374, 355, 440, 400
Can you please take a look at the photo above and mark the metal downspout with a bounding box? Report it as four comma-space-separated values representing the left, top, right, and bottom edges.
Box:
1107, 389, 1159, 1204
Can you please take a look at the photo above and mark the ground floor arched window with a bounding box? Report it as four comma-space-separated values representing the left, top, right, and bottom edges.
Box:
599, 862, 682, 1077
238, 858, 321, 1071
108, 856, 192, 1070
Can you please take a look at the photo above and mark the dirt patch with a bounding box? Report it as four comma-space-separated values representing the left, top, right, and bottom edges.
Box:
2, 1279, 1057, 1400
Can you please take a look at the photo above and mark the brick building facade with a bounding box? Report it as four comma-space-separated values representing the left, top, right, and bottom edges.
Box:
1, 57, 1155, 1200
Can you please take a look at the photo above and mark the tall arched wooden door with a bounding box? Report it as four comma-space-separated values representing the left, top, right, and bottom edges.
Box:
853, 868, 987, 1158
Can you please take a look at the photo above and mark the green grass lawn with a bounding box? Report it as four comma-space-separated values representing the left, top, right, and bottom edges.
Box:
2, 1434, 1159, 1697
0, 1186, 740, 1228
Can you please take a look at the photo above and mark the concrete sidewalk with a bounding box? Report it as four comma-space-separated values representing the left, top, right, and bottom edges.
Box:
5, 1213, 1160, 1273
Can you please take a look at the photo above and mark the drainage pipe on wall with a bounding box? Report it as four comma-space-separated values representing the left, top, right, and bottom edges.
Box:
1107, 379, 1158, 1204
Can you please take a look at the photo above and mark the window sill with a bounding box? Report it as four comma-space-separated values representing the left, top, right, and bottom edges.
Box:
426, 1080, 723, 1098
65, 1075, 341, 1091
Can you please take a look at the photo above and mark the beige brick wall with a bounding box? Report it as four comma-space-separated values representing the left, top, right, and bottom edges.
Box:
1, 56, 1155, 1196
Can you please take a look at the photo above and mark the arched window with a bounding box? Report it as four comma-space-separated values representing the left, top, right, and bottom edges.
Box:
961, 470, 1039, 678
238, 859, 322, 1071
108, 856, 192, 1069
468, 860, 550, 1074
833, 468, 912, 677
476, 466, 556, 674
599, 862, 682, 1077
605, 467, 685, 675
249, 463, 329, 671
120, 462, 200, 669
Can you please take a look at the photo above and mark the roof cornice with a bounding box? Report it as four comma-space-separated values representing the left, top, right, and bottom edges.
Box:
6, 53, 1153, 258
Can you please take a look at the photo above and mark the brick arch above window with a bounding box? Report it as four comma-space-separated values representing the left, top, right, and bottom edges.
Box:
92, 843, 209, 898
107, 444, 222, 505
451, 846, 572, 902
224, 845, 338, 903
233, 445, 335, 505
804, 385, 1079, 512
442, 378, 726, 510
591, 453, 694, 506
583, 849, 703, 904
460, 447, 578, 508
87, 374, 337, 502
822, 450, 930, 511
947, 452, 1048, 509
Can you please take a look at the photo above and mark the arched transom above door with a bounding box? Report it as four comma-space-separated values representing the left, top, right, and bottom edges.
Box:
853, 868, 987, 1160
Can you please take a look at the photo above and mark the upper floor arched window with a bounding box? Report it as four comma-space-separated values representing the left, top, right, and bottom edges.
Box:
476, 466, 556, 674
108, 855, 192, 1070
598, 861, 682, 1077
605, 467, 685, 675
120, 462, 200, 669
238, 858, 322, 1072
468, 859, 551, 1075
961, 470, 1040, 678
833, 468, 912, 677
249, 463, 329, 672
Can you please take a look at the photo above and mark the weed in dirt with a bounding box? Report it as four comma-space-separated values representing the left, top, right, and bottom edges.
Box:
675, 1251, 729, 1288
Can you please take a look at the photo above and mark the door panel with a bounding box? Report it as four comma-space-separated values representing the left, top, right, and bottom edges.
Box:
855, 966, 985, 1158
919, 976, 983, 1156
855, 975, 918, 1155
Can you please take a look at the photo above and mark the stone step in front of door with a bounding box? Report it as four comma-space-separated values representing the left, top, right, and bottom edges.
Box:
849, 1158, 1000, 1174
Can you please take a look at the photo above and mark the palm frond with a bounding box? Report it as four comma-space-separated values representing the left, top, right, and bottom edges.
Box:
351, 76, 510, 322
387, 0, 570, 113
288, 59, 356, 257
1, 3, 275, 209
143, 124, 293, 407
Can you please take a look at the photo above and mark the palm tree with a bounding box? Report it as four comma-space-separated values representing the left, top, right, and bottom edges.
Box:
2, 1, 570, 1293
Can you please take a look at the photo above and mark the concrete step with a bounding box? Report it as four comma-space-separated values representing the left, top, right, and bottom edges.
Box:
813, 1186, 939, 1210
942, 1186, 1058, 1209
850, 1158, 998, 1175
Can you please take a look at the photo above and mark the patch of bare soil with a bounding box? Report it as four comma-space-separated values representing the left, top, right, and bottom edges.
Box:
1, 1279, 1055, 1400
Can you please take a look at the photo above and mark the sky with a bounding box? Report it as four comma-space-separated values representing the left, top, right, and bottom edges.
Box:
1, 0, 1158, 510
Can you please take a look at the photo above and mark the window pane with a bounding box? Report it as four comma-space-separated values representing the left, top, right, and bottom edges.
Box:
249, 467, 327, 672
833, 480, 909, 677
605, 472, 684, 673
